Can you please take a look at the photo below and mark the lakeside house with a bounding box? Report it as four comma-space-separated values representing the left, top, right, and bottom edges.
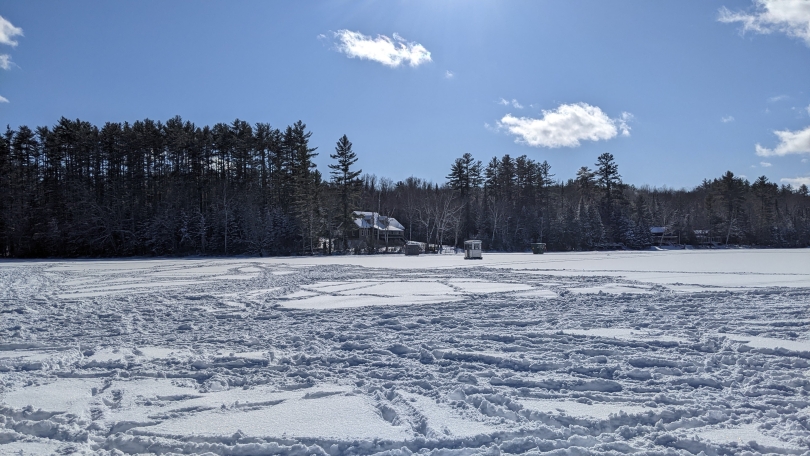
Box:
650, 226, 679, 245
347, 211, 406, 252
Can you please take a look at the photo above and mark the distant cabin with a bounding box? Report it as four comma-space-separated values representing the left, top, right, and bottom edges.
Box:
347, 211, 406, 252
650, 226, 679, 245
693, 229, 723, 246
650, 227, 725, 246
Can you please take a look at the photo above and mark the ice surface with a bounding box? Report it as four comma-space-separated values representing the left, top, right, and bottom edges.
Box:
143, 388, 411, 441
286, 278, 540, 309
692, 423, 802, 451
3, 378, 103, 416
565, 283, 653, 294
558, 328, 690, 343
721, 333, 810, 354
398, 391, 500, 438
520, 398, 651, 420
2, 249, 810, 455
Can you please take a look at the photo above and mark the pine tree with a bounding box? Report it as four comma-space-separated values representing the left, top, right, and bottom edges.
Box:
446, 153, 482, 243
631, 194, 653, 249
575, 166, 596, 204
329, 135, 361, 251
288, 121, 319, 254
715, 171, 747, 245
595, 153, 621, 202
594, 153, 622, 241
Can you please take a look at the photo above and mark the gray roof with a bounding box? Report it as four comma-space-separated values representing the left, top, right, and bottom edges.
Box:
352, 211, 405, 232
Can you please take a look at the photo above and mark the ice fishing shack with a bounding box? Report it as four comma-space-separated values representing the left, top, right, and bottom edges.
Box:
463, 240, 483, 260
404, 241, 422, 256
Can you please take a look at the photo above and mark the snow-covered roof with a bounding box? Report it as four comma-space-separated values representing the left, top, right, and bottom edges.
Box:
650, 227, 667, 235
352, 211, 405, 232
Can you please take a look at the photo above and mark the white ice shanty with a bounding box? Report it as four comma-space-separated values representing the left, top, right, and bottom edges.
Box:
348, 211, 406, 252
464, 240, 483, 260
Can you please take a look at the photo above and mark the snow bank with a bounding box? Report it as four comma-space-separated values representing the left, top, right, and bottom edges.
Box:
1, 250, 809, 454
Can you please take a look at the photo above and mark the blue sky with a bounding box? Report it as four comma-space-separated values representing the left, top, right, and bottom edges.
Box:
2, 1, 810, 189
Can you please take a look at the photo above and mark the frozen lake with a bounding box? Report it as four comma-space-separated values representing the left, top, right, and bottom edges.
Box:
1, 249, 809, 454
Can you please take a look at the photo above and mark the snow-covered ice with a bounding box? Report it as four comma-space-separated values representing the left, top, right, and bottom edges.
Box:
1, 249, 810, 455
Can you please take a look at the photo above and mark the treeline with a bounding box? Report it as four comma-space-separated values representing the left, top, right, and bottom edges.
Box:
1, 116, 809, 257
369, 153, 810, 251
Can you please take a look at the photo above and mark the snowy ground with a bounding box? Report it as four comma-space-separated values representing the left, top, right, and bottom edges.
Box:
1, 249, 810, 455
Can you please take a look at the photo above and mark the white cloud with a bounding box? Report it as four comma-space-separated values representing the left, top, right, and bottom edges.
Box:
331, 30, 431, 68
0, 95, 8, 103
719, 0, 810, 46
755, 125, 810, 156
768, 94, 789, 102
444, 70, 454, 79
806, 104, 810, 115
803, 158, 809, 163
0, 54, 10, 70
780, 176, 810, 186
496, 102, 630, 148
617, 112, 633, 136
497, 98, 524, 109
721, 115, 735, 123
0, 15, 23, 47
760, 161, 772, 167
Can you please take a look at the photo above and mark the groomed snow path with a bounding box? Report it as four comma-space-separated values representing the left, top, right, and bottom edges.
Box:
1, 250, 810, 455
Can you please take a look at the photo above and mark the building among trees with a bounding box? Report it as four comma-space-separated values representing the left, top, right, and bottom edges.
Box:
347, 211, 405, 253
1, 115, 809, 258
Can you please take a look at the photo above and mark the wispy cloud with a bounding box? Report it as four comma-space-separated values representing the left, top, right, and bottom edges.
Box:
755, 125, 810, 156
768, 94, 789, 102
0, 95, 8, 103
0, 15, 23, 47
495, 102, 631, 148
719, 0, 810, 46
617, 112, 633, 136
781, 176, 810, 187
498, 98, 524, 109
329, 30, 431, 68
806, 104, 810, 115
721, 115, 735, 123
760, 161, 772, 167
0, 16, 22, 85
444, 70, 454, 79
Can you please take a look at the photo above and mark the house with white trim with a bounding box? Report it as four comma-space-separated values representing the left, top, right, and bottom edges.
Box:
347, 211, 406, 251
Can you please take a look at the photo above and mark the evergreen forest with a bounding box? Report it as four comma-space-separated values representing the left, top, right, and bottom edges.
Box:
2, 116, 809, 258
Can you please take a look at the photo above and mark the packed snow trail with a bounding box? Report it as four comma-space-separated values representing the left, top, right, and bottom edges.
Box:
1, 250, 810, 455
